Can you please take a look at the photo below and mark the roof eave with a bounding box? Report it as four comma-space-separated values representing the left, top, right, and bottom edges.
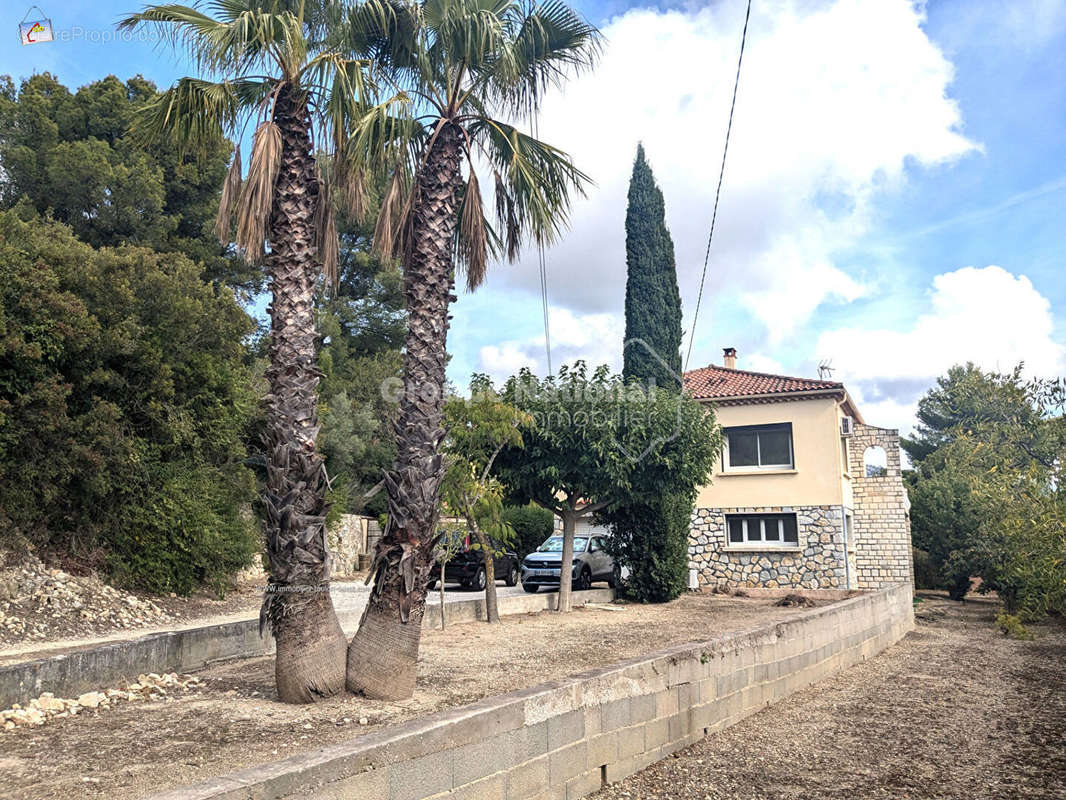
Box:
693, 387, 846, 405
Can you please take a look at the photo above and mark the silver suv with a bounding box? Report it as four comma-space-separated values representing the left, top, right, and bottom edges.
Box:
520, 534, 619, 593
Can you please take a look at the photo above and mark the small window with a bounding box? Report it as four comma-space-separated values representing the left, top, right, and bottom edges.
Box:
723, 424, 793, 470
725, 514, 799, 547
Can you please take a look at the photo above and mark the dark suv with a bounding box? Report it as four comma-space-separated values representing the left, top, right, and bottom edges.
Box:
427, 536, 520, 591
520, 534, 619, 593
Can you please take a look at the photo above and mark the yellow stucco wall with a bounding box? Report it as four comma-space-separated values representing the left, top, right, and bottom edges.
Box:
697, 396, 853, 508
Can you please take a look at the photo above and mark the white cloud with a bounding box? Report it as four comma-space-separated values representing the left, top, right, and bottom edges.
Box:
477, 0, 976, 350
817, 265, 1066, 433
476, 307, 624, 383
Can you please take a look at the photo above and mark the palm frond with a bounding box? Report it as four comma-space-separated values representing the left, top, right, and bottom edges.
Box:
313, 172, 340, 290
456, 167, 488, 290
214, 141, 243, 243
236, 119, 281, 261
472, 117, 590, 255
129, 76, 254, 152
373, 169, 407, 262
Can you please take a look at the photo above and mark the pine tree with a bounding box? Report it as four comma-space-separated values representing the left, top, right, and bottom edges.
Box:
622, 144, 682, 386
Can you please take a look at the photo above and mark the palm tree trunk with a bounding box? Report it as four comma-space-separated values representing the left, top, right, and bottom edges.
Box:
260, 83, 345, 704
347, 121, 464, 700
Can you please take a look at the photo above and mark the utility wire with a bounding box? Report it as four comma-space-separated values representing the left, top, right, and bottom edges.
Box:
684, 0, 753, 372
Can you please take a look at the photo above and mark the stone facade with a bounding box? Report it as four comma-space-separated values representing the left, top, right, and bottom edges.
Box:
689, 505, 847, 590
327, 514, 370, 576
848, 424, 914, 589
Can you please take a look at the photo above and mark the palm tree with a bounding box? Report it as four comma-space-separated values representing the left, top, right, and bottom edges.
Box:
342, 0, 601, 700
120, 0, 377, 703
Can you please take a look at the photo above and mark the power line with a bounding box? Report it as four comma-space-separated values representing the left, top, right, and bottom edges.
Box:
684, 0, 753, 373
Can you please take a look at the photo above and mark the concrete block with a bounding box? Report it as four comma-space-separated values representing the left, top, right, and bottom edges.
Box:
564, 768, 603, 800
599, 698, 631, 732
316, 766, 390, 800
505, 756, 549, 800
630, 693, 657, 724
585, 731, 618, 769
547, 710, 584, 748
617, 725, 645, 759
548, 741, 587, 786
450, 773, 507, 800
389, 748, 453, 800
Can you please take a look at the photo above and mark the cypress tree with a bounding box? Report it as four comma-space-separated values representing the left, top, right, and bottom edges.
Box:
622, 144, 683, 386
610, 145, 693, 603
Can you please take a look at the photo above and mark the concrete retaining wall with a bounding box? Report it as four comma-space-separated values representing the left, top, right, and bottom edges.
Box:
0, 589, 613, 708
149, 582, 914, 800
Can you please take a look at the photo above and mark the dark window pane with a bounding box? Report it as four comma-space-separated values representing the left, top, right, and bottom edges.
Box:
728, 431, 758, 466
759, 429, 792, 466
728, 519, 744, 543
783, 516, 798, 543
765, 519, 781, 541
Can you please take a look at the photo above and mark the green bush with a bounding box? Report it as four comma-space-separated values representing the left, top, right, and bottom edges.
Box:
501, 504, 555, 559
605, 491, 693, 603
0, 208, 258, 593
994, 612, 1034, 640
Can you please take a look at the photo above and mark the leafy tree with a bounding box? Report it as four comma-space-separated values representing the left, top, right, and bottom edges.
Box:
441, 377, 531, 622
0, 73, 258, 292
907, 365, 1066, 619
502, 504, 555, 559
344, 0, 601, 701
622, 144, 682, 384
0, 207, 258, 595
608, 144, 694, 602
494, 363, 719, 613
121, 0, 380, 703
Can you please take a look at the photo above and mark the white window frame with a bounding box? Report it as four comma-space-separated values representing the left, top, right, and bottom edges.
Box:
725, 514, 800, 549
722, 424, 794, 472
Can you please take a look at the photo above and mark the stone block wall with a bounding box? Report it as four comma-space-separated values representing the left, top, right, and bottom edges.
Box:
847, 424, 913, 589
149, 583, 914, 800
327, 515, 370, 576
688, 505, 847, 590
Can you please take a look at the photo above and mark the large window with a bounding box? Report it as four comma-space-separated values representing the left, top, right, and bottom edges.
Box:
726, 514, 799, 547
723, 423, 793, 470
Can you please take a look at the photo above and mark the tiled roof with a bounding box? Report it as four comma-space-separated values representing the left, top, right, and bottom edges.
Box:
682, 364, 844, 402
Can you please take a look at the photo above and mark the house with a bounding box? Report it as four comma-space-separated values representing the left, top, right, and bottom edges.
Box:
682, 348, 913, 591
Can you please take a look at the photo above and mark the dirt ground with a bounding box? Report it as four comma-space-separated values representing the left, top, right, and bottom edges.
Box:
1, 594, 801, 800
591, 593, 1066, 800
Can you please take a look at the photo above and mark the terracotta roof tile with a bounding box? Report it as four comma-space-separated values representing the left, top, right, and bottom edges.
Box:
682, 364, 843, 401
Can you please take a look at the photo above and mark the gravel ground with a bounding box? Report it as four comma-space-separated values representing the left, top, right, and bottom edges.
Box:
1, 593, 799, 800
590, 593, 1066, 800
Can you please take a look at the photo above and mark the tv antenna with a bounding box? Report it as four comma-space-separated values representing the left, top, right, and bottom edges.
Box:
818, 360, 835, 380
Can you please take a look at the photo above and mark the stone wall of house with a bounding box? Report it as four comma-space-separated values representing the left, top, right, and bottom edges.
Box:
327, 514, 370, 576
688, 505, 847, 590
848, 424, 913, 589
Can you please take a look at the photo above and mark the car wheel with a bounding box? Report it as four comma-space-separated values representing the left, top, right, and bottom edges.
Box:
426, 579, 437, 591
575, 566, 592, 591
505, 562, 519, 587
607, 564, 621, 589
473, 566, 487, 591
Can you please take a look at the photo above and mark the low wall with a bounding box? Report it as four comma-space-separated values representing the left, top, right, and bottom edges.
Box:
150, 582, 914, 800
0, 588, 613, 708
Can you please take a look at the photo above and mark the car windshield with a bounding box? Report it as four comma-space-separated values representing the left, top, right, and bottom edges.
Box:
538, 536, 588, 553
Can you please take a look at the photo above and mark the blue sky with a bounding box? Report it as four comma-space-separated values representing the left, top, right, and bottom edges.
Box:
4, 0, 1065, 434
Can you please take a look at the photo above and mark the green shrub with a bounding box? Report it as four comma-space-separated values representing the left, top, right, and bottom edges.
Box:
0, 209, 258, 594
994, 612, 1034, 640
605, 491, 693, 604
501, 504, 555, 559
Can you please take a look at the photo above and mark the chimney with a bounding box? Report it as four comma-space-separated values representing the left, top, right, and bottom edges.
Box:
723, 347, 737, 370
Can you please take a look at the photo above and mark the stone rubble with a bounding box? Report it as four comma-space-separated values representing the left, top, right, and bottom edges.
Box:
0, 672, 202, 731
0, 554, 170, 644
